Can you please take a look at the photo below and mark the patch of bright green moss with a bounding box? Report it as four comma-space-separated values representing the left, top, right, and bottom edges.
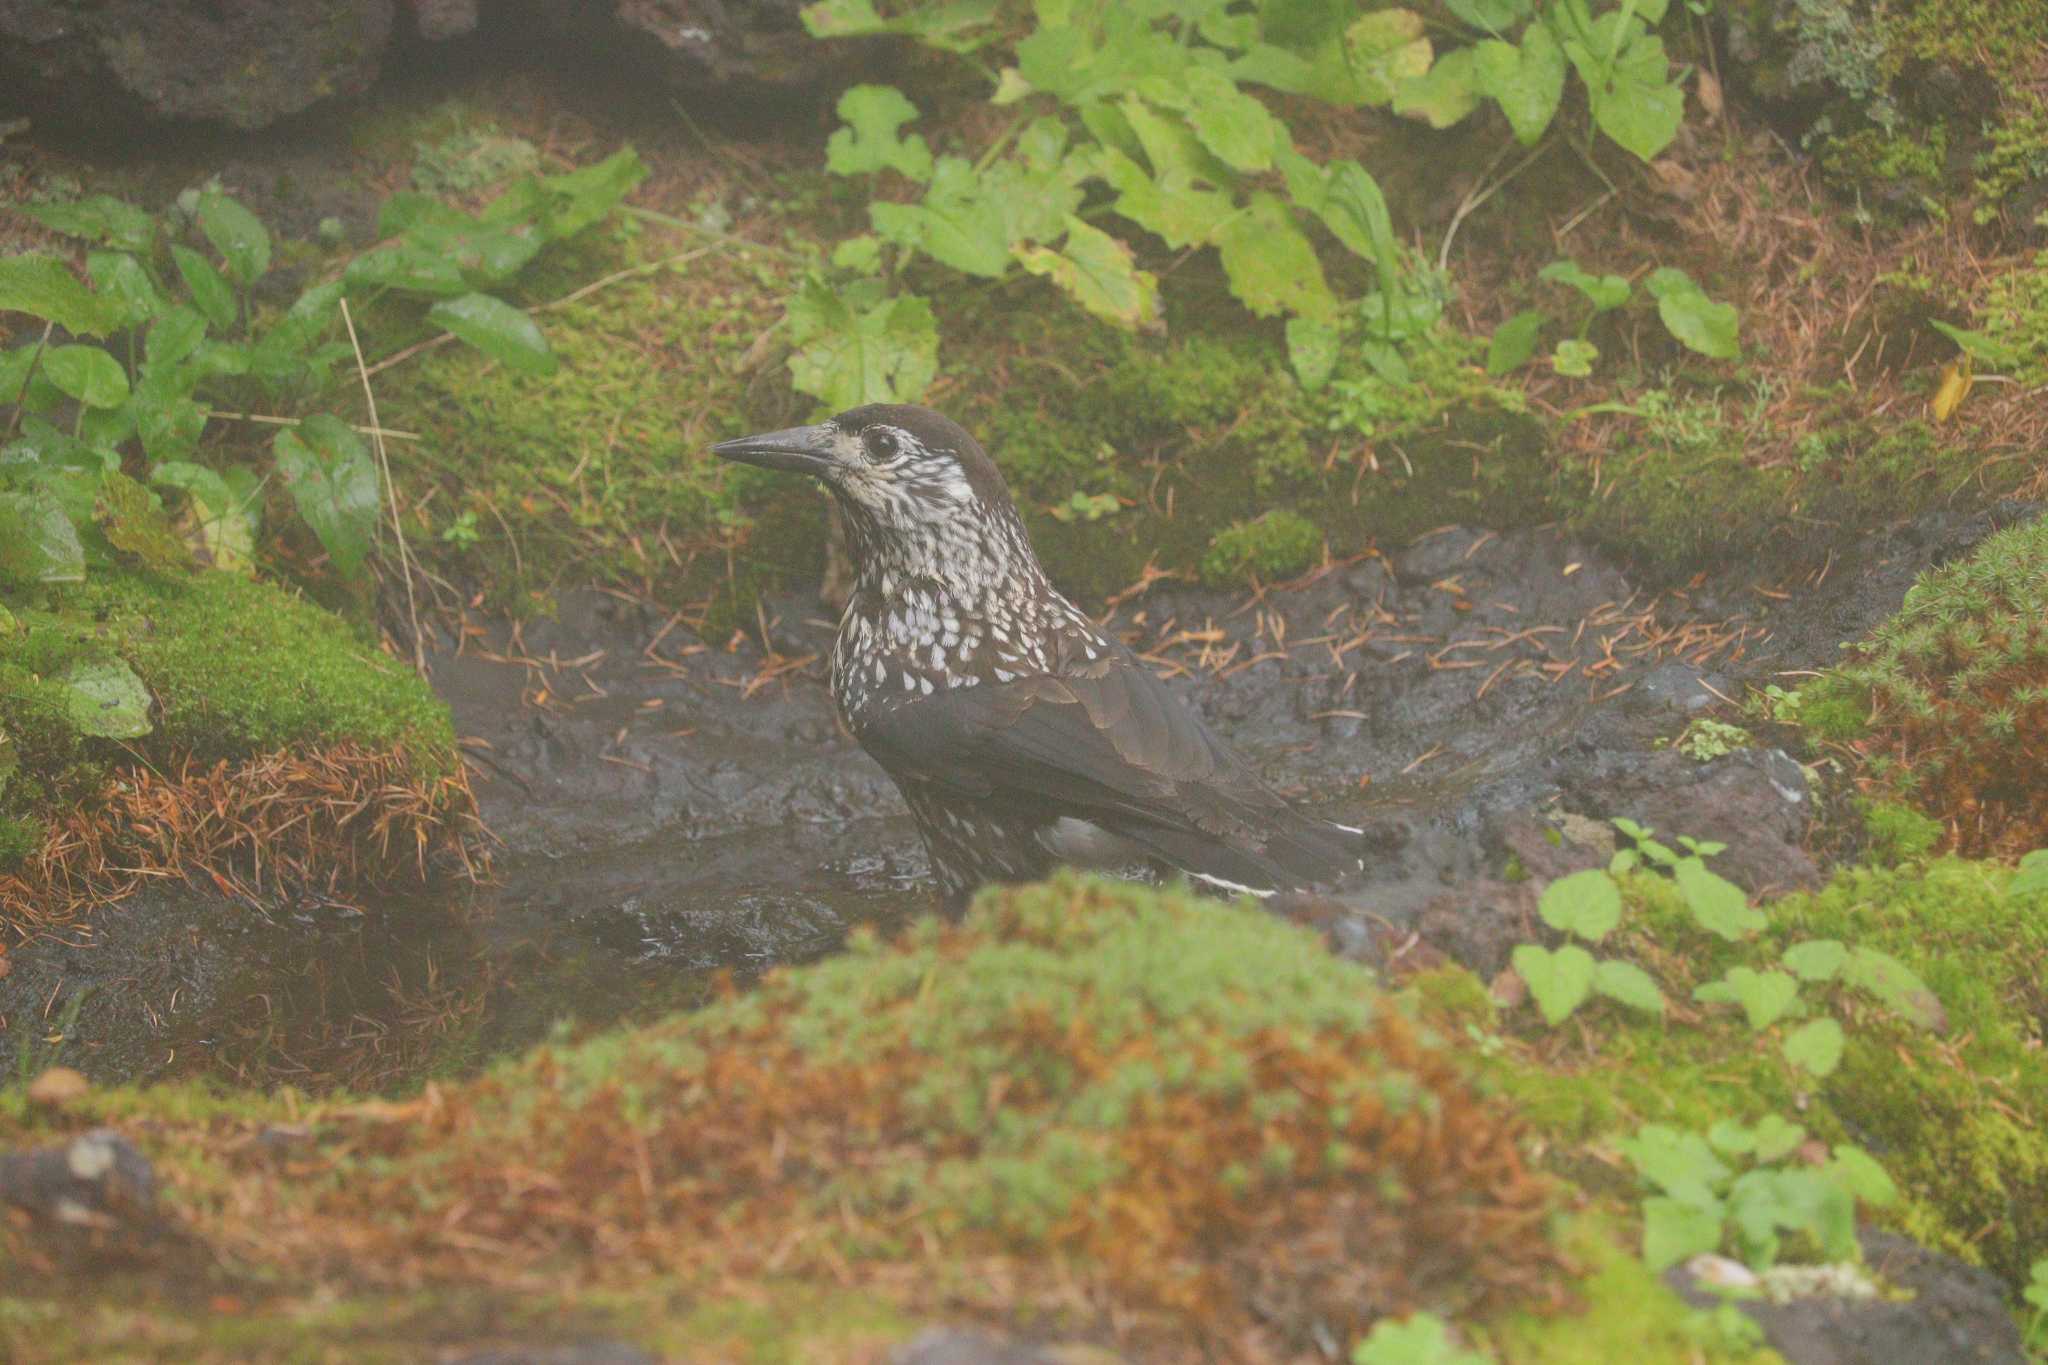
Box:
1858, 799, 1943, 866
1201, 509, 1323, 586
0, 567, 456, 833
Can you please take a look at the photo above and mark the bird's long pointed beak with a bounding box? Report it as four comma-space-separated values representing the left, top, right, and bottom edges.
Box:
710, 422, 837, 477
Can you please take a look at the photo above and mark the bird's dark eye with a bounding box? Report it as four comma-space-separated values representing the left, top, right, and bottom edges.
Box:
864, 428, 899, 459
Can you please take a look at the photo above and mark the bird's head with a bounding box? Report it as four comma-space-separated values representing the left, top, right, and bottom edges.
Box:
712, 404, 1011, 529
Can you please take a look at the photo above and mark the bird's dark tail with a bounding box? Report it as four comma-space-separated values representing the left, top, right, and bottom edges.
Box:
1112, 808, 1363, 898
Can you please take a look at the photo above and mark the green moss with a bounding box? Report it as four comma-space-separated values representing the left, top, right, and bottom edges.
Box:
0, 568, 457, 837
1200, 509, 1324, 586
1975, 250, 2048, 385
1858, 799, 1943, 866
0, 815, 37, 870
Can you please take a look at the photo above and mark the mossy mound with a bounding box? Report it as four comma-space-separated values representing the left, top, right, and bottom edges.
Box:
1428, 857, 2048, 1288
1800, 515, 2048, 854
0, 876, 1567, 1360
0, 567, 468, 919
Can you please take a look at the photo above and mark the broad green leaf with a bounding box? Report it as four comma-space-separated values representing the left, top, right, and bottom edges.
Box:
1675, 856, 1765, 940
87, 251, 166, 326
1729, 1168, 1855, 1266
2009, 849, 2048, 901
1826, 1145, 1898, 1207
249, 280, 346, 386
41, 345, 130, 409
1285, 315, 1340, 392
198, 190, 272, 286
831, 235, 883, 274
274, 414, 380, 578
516, 146, 648, 239
0, 254, 118, 336
1783, 1017, 1844, 1077
1540, 258, 1631, 311
871, 156, 1024, 279
1392, 46, 1482, 129
1512, 943, 1595, 1026
1593, 959, 1665, 1016
785, 279, 938, 410
1353, 1314, 1489, 1365
3, 416, 120, 473
1215, 192, 1334, 320
78, 399, 136, 450
1172, 66, 1285, 173
1486, 309, 1545, 374
1569, 23, 1684, 161
1551, 337, 1597, 375
1014, 218, 1160, 331
1646, 267, 1740, 359
1928, 319, 2020, 368
1094, 146, 1236, 250
20, 195, 156, 252
427, 292, 558, 375
97, 469, 191, 573
154, 461, 257, 572
344, 242, 470, 297
58, 658, 153, 738
0, 489, 86, 586
1538, 867, 1623, 942
133, 368, 208, 462
1781, 938, 1848, 982
1619, 1124, 1729, 1207
378, 191, 469, 237
1694, 966, 1800, 1030
1473, 26, 1565, 145
1641, 1196, 1723, 1273
403, 217, 547, 288
171, 244, 237, 329
1841, 946, 1945, 1031
827, 85, 934, 182
802, 0, 999, 53
148, 306, 209, 368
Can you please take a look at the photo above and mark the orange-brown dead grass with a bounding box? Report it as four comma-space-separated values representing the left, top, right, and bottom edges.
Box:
0, 745, 482, 937
304, 991, 1561, 1356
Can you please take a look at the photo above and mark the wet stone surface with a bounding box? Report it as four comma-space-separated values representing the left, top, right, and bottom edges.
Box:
0, 502, 2036, 1089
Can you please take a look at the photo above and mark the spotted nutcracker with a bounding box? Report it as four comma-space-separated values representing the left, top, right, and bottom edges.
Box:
713, 404, 1361, 911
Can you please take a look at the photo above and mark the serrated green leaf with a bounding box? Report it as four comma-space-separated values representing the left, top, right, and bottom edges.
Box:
1486, 309, 1545, 375
1783, 1016, 1844, 1076
0, 254, 119, 336
1342, 9, 1434, 106
871, 157, 1019, 279
198, 190, 271, 286
427, 293, 558, 375
1694, 966, 1800, 1030
1353, 1314, 1489, 1365
1285, 316, 1340, 392
1216, 191, 1333, 320
1569, 23, 1684, 161
40, 345, 130, 409
0, 489, 87, 586
1015, 218, 1160, 331
1393, 46, 1482, 129
1641, 1196, 1723, 1273
1473, 25, 1564, 144
1512, 943, 1596, 1026
1171, 66, 1285, 172
275, 414, 380, 578
1593, 958, 1665, 1016
828, 86, 934, 182
59, 657, 153, 739
1539, 867, 1623, 942
20, 195, 156, 252
1676, 856, 1766, 940
785, 279, 938, 410
1444, 0, 1533, 30
1826, 1145, 1898, 1207
1620, 1124, 1729, 1207
97, 469, 191, 573
831, 235, 883, 274
1781, 939, 1848, 982
171, 245, 237, 329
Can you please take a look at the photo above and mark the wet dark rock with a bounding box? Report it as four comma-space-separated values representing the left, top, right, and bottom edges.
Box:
413, 0, 481, 40
520, 0, 874, 95
0, 1130, 159, 1241
0, 0, 395, 130
1667, 1231, 2027, 1365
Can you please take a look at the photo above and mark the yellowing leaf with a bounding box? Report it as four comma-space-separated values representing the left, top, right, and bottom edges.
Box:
1015, 217, 1161, 332
1931, 361, 1972, 422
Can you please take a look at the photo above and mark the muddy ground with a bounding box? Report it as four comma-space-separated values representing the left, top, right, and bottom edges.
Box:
5, 495, 2033, 1092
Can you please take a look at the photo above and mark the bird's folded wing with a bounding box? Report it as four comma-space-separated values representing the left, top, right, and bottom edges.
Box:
858, 652, 1354, 888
